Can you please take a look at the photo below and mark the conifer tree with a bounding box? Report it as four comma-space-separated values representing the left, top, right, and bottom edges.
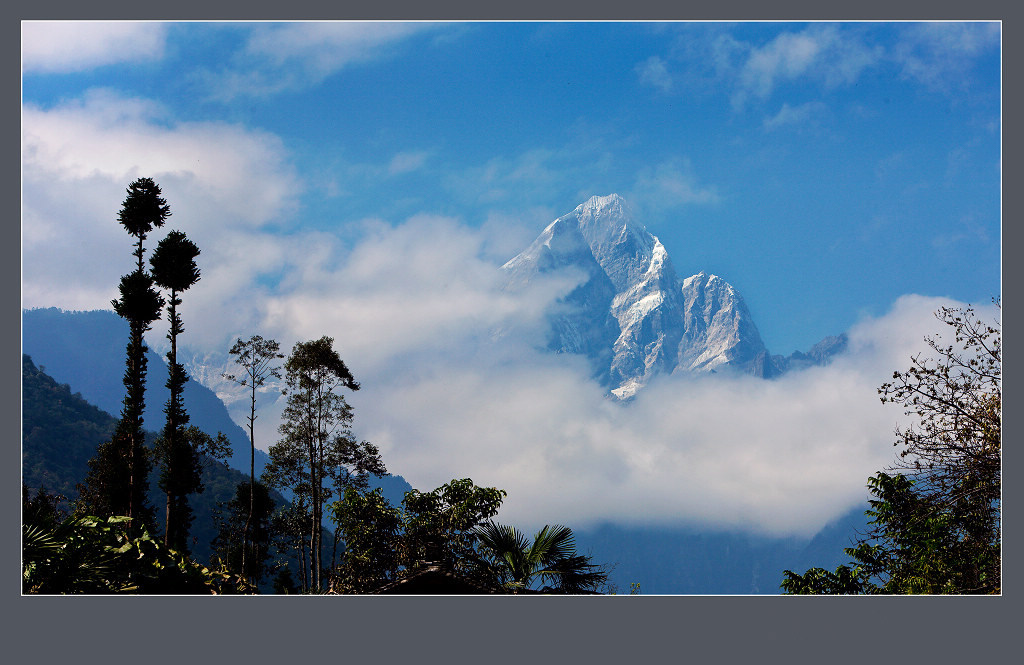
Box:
150, 230, 202, 551
81, 178, 169, 532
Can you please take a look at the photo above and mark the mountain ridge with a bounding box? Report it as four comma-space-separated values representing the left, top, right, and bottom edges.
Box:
21, 307, 414, 511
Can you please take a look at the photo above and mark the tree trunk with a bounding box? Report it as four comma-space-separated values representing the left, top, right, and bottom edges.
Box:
129, 234, 145, 530
165, 494, 172, 547
242, 380, 256, 581
306, 388, 320, 591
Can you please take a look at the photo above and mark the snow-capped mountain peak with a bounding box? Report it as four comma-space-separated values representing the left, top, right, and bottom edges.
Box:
502, 195, 785, 397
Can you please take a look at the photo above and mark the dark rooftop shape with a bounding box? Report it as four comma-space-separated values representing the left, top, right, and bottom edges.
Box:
372, 563, 502, 595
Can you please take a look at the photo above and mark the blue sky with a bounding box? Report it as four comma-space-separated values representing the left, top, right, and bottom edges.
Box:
21, 21, 1001, 535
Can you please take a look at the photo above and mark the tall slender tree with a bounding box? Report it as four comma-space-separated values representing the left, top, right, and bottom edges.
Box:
264, 336, 385, 592
81, 178, 169, 532
223, 335, 284, 581
150, 230, 202, 551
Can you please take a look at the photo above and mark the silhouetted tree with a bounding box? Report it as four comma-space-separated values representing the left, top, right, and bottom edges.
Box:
264, 336, 385, 592
81, 178, 169, 532
400, 478, 505, 577
223, 335, 283, 580
150, 229, 202, 552
474, 522, 609, 593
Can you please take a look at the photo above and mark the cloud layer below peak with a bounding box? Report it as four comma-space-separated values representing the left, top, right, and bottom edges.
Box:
346, 292, 981, 538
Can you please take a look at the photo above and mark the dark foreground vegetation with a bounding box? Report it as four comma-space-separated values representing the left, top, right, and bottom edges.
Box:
781, 302, 1000, 594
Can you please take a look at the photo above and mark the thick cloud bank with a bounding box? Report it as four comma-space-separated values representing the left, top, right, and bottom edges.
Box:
349, 291, 977, 538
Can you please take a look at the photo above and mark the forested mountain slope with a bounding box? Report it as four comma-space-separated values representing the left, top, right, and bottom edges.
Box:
21, 354, 284, 567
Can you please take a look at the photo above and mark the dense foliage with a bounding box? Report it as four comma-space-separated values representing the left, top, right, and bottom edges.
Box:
23, 486, 253, 594
331, 486, 403, 592
331, 478, 504, 592
330, 478, 609, 594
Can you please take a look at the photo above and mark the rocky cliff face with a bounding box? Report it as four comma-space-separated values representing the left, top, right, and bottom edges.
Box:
677, 271, 767, 373
502, 194, 837, 398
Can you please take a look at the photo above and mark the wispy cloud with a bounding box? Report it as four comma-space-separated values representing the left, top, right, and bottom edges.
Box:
22, 21, 168, 74
892, 22, 1000, 91
631, 159, 721, 211
636, 55, 673, 92
444, 147, 586, 207
931, 211, 993, 250
763, 101, 827, 131
200, 22, 450, 100
732, 25, 881, 109
387, 150, 430, 176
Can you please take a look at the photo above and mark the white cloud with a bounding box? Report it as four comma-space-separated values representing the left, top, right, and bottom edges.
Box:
344, 293, 977, 538
246, 22, 440, 71
741, 31, 822, 98
22, 21, 167, 74
636, 55, 673, 92
188, 212, 584, 452
257, 214, 581, 373
21, 89, 302, 325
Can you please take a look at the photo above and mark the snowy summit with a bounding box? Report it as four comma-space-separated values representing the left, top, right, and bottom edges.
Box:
503, 194, 836, 398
